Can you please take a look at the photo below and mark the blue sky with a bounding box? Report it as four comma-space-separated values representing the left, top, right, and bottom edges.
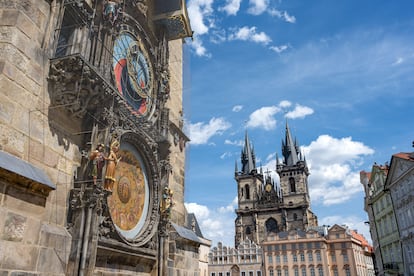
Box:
181, 0, 414, 247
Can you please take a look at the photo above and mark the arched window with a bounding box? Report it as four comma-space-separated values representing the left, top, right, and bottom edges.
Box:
245, 184, 250, 199
246, 226, 251, 235
289, 177, 296, 193
266, 218, 278, 233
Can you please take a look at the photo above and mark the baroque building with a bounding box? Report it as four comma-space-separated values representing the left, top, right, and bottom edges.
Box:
384, 152, 414, 275
360, 163, 403, 275
234, 123, 318, 247
0, 0, 205, 275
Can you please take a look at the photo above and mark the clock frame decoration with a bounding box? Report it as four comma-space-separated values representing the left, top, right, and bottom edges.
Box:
112, 29, 154, 117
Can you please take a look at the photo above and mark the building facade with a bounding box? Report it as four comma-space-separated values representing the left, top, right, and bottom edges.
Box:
234, 124, 318, 248
262, 225, 375, 276
360, 163, 403, 275
0, 0, 204, 275
208, 240, 263, 276
210, 124, 374, 276
385, 152, 414, 275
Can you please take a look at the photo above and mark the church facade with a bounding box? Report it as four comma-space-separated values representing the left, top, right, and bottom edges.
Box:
234, 123, 318, 247
0, 0, 203, 275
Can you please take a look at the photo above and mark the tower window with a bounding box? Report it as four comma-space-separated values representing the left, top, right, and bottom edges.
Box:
245, 184, 250, 199
266, 218, 278, 233
289, 177, 296, 193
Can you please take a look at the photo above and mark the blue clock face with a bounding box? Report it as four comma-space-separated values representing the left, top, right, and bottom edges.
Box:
113, 32, 153, 116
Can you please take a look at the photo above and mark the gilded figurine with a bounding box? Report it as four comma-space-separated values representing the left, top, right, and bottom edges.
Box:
104, 140, 121, 191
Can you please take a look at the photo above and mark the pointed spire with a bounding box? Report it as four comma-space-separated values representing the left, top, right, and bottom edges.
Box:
241, 131, 256, 174
282, 120, 299, 166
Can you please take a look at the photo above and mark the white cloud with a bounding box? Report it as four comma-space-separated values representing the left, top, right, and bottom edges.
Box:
247, 0, 269, 15
285, 104, 314, 119
188, 117, 231, 145
219, 0, 242, 16
270, 44, 289, 53
187, 0, 215, 56
279, 100, 292, 108
392, 57, 404, 65
187, 0, 214, 36
188, 36, 210, 57
229, 26, 272, 45
225, 139, 244, 146
185, 201, 235, 246
246, 106, 281, 130
232, 105, 243, 112
268, 9, 296, 23
302, 135, 374, 205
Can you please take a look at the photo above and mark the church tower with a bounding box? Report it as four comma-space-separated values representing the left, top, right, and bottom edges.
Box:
234, 124, 317, 247
276, 121, 318, 232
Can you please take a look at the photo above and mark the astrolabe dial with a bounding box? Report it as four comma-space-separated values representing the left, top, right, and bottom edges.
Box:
112, 31, 154, 116
107, 142, 149, 240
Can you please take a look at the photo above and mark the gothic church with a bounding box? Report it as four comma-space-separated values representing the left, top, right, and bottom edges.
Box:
234, 122, 318, 247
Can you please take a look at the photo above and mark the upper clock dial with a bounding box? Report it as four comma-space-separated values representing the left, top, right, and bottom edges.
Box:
113, 31, 153, 116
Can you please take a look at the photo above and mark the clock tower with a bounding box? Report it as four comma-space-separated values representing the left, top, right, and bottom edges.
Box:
234, 123, 317, 247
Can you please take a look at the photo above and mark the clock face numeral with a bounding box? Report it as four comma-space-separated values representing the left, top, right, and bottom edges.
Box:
113, 31, 153, 116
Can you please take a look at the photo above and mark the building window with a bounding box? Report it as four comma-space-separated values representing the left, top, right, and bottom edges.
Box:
257, 271, 261, 276
269, 270, 274, 276
345, 267, 351, 276
332, 268, 338, 276
316, 251, 321, 262
310, 267, 315, 276
300, 252, 305, 262
293, 254, 298, 262
293, 213, 298, 220
289, 177, 296, 193
211, 273, 215, 276
308, 252, 313, 262
241, 272, 246, 276
249, 271, 254, 276
266, 218, 279, 233
294, 267, 299, 276
284, 268, 289, 276
283, 254, 288, 263
331, 253, 336, 262
277, 269, 282, 276
343, 254, 348, 262
301, 267, 307, 276
268, 255, 273, 263
245, 184, 250, 199
318, 267, 323, 276
276, 255, 281, 263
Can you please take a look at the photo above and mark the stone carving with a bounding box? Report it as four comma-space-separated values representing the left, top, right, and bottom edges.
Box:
104, 139, 121, 192
3, 213, 27, 242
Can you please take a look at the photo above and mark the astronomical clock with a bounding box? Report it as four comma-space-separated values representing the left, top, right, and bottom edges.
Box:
47, 0, 192, 274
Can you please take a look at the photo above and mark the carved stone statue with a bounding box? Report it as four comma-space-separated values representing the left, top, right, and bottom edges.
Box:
160, 187, 173, 217
89, 143, 105, 185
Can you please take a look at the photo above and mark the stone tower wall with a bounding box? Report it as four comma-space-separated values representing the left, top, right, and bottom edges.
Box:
0, 1, 74, 274
166, 39, 187, 226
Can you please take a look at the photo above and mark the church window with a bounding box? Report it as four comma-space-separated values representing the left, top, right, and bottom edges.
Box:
246, 226, 251, 235
245, 184, 250, 199
266, 218, 278, 233
289, 177, 296, 193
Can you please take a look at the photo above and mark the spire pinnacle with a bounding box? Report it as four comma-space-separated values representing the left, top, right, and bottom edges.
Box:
282, 120, 299, 166
241, 131, 256, 174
